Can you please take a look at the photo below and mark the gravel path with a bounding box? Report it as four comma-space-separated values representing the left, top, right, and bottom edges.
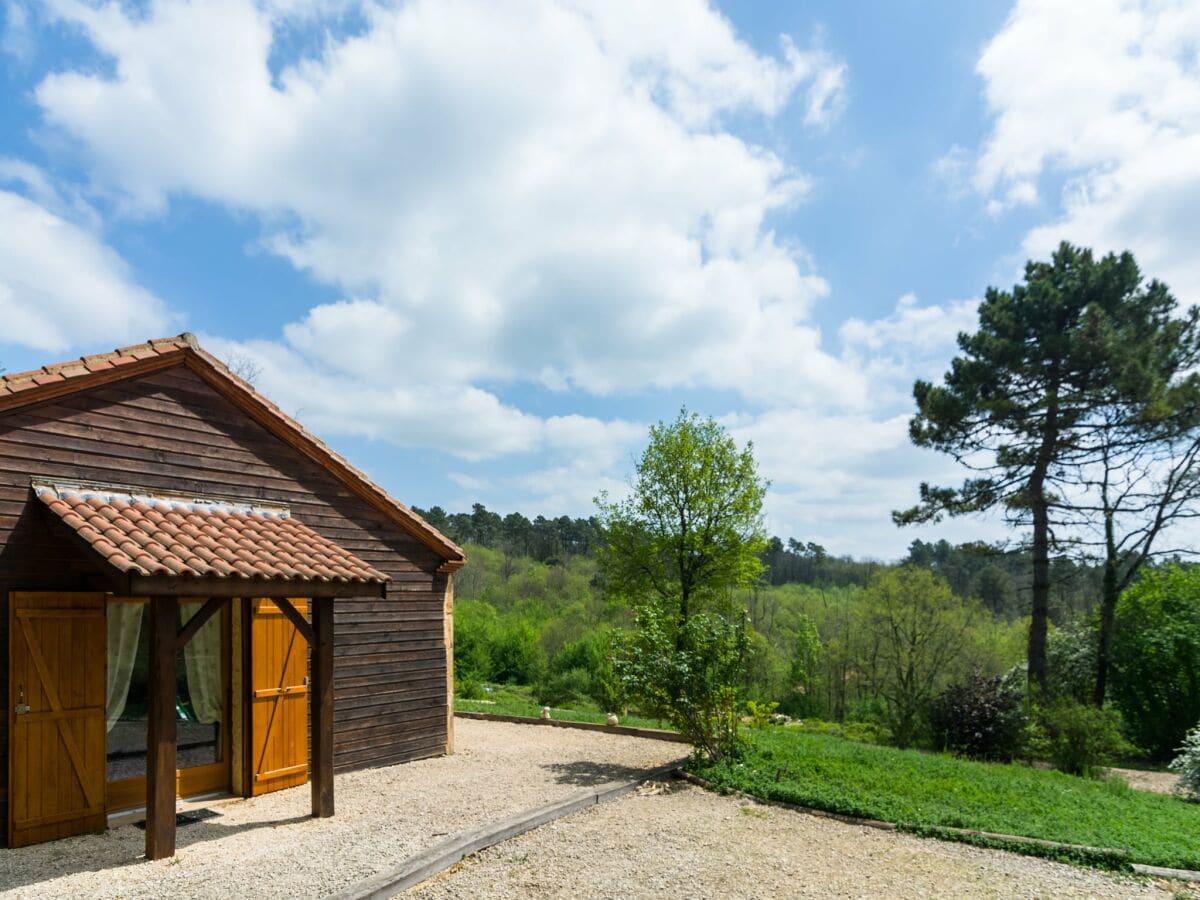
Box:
414, 780, 1174, 900
1107, 767, 1182, 796
0, 719, 684, 899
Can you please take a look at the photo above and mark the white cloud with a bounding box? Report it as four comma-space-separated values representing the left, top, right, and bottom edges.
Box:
839, 292, 979, 407
2, 1, 33, 62
0, 189, 169, 353
970, 0, 1200, 298
35, 0, 859, 411
26, 0, 993, 556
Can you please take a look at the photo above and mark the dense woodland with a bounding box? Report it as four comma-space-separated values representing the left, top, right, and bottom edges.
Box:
416, 502, 1116, 737
414, 246, 1200, 764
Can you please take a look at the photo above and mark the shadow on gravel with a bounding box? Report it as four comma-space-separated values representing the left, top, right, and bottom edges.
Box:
0, 812, 313, 892
542, 760, 657, 786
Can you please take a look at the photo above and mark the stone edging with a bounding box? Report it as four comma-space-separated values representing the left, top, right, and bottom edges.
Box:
454, 710, 690, 743
330, 760, 686, 900
1130, 863, 1200, 884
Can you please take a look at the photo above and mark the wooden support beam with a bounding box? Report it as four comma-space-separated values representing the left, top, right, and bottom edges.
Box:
146, 595, 179, 860
275, 597, 315, 646
176, 596, 227, 649
310, 596, 335, 819
129, 574, 386, 599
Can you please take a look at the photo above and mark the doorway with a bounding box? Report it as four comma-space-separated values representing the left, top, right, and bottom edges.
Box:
104, 597, 233, 812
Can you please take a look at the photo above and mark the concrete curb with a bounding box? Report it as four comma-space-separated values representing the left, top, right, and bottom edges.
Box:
330, 760, 685, 899
1130, 863, 1200, 884
454, 711, 690, 743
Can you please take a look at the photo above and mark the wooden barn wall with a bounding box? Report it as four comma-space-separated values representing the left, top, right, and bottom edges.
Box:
0, 366, 450, 828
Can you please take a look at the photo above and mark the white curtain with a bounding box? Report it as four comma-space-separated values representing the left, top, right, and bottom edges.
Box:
182, 603, 223, 725
106, 602, 144, 733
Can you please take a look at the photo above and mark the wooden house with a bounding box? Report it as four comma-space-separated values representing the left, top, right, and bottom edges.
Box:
0, 334, 465, 857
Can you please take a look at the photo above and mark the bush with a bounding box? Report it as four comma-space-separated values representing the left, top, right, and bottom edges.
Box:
1045, 622, 1098, 704
790, 718, 890, 745
456, 675, 485, 700
490, 620, 548, 685
1110, 565, 1200, 759
929, 671, 1026, 761
1029, 700, 1133, 777
1170, 723, 1200, 802
614, 606, 746, 761
534, 667, 592, 708
745, 699, 779, 730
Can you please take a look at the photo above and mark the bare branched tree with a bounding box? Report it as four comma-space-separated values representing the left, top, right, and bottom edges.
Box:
223, 351, 262, 386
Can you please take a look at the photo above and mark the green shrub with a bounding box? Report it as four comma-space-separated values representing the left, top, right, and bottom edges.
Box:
791, 718, 890, 745
456, 675, 485, 700
534, 667, 592, 708
929, 671, 1026, 761
491, 620, 548, 685
1029, 700, 1133, 777
1045, 622, 1098, 704
745, 699, 780, 730
1110, 565, 1200, 759
1170, 723, 1200, 802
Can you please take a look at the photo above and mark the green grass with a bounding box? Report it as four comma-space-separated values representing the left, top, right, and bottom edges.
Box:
454, 687, 673, 731
693, 728, 1200, 871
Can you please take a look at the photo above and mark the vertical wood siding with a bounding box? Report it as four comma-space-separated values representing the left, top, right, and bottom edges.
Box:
0, 366, 451, 829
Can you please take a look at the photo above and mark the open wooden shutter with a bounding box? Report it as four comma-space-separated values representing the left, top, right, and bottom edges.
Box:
248, 599, 309, 796
8, 592, 107, 847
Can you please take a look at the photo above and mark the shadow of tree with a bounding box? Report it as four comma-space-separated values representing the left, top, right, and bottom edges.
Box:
541, 760, 655, 786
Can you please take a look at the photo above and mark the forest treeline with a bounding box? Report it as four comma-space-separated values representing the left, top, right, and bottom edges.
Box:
414, 502, 1125, 743
415, 501, 1103, 621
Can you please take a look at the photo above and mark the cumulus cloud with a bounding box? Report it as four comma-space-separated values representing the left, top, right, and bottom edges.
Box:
1, 1, 33, 63
0, 189, 169, 353
970, 0, 1200, 298
35, 0, 859, 408
25, 0, 990, 555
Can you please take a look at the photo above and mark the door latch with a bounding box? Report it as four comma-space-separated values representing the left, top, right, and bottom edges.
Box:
14, 683, 30, 715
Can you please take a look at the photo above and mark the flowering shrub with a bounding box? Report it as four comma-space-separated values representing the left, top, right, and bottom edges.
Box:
1170, 724, 1200, 801
929, 671, 1026, 761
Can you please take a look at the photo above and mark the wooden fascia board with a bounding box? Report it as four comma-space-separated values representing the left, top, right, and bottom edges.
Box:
0, 351, 188, 416
181, 353, 468, 569
128, 574, 387, 599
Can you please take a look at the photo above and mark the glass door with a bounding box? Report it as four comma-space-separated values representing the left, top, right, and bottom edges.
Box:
104, 598, 232, 812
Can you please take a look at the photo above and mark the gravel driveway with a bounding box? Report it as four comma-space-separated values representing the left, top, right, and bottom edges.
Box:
413, 780, 1174, 900
0, 719, 683, 899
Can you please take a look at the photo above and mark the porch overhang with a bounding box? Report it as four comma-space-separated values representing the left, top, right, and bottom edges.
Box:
33, 482, 390, 599
32, 482, 361, 860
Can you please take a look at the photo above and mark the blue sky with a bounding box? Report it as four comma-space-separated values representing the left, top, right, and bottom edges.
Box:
2, 0, 1198, 558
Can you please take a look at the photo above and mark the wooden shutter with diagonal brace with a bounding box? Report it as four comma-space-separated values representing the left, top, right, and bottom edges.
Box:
248, 599, 309, 795
8, 592, 107, 848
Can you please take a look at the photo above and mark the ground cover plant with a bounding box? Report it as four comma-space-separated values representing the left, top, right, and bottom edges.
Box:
454, 684, 670, 730
692, 727, 1200, 871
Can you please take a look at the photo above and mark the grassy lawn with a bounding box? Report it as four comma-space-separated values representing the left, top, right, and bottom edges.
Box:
454, 686, 673, 731
692, 728, 1200, 871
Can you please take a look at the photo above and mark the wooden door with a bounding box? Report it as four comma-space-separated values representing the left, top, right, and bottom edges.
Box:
248, 599, 308, 796
8, 592, 107, 847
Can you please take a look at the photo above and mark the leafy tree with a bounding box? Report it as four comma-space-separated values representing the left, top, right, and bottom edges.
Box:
783, 613, 822, 717
597, 408, 767, 760
1110, 565, 1200, 758
857, 567, 986, 747
896, 243, 1194, 689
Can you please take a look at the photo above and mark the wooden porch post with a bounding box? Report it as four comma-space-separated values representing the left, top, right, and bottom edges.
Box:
310, 596, 335, 818
146, 595, 179, 860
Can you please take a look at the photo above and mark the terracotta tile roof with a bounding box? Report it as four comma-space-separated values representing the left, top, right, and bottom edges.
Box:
0, 334, 465, 570
0, 336, 193, 399
35, 483, 390, 586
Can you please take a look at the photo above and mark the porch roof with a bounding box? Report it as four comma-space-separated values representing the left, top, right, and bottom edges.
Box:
34, 482, 389, 598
